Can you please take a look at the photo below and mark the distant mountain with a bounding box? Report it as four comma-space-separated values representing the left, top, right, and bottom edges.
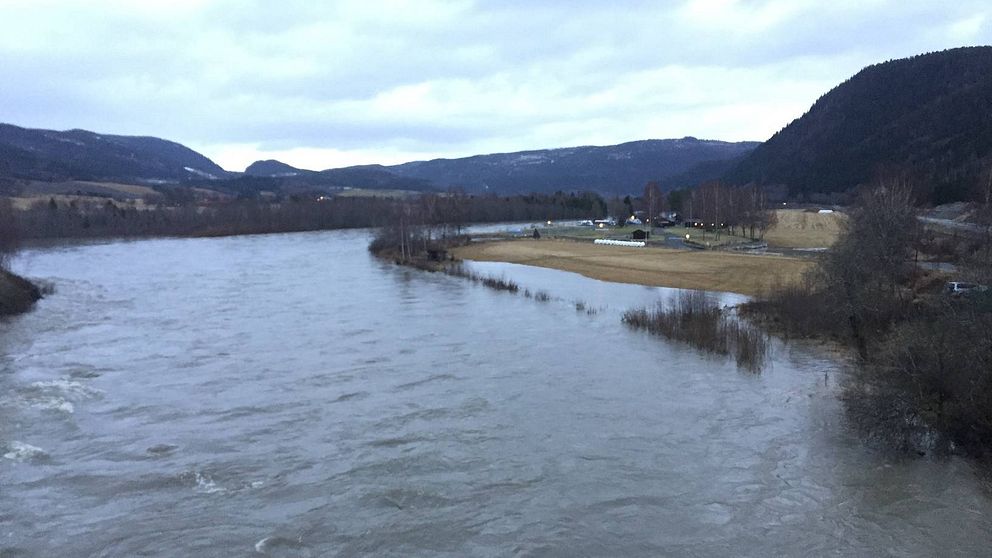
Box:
186, 164, 434, 197
0, 124, 229, 182
244, 159, 309, 177
316, 166, 432, 190
726, 46, 992, 203
378, 138, 759, 195
0, 123, 757, 198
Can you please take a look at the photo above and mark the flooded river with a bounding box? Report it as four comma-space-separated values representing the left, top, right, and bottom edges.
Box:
2, 230, 991, 556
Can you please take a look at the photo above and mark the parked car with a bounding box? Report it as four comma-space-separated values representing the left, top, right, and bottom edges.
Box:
945, 281, 988, 296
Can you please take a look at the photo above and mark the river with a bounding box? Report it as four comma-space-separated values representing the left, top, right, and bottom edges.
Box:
2, 229, 991, 557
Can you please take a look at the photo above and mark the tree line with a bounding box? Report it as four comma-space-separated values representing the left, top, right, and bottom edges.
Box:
681, 182, 777, 239
369, 191, 603, 260
640, 182, 777, 239
0, 190, 606, 247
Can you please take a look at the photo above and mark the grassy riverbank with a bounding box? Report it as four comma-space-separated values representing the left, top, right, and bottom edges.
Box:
451, 239, 812, 297
0, 269, 42, 316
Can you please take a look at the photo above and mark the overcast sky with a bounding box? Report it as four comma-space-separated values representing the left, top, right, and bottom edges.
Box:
1, 1, 990, 171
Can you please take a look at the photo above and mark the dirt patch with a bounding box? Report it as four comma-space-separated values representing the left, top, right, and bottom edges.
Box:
452, 239, 812, 297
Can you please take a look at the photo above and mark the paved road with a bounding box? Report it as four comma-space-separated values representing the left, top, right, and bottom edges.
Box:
919, 216, 985, 235
916, 261, 958, 273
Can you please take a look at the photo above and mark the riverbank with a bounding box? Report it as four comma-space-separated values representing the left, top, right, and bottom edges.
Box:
0, 269, 42, 316
451, 239, 812, 297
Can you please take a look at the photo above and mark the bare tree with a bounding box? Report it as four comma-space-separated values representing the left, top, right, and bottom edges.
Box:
970, 164, 992, 278
820, 180, 919, 358
741, 185, 775, 240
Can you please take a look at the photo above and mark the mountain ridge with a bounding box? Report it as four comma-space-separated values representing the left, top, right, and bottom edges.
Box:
239, 138, 759, 195
381, 137, 759, 194
0, 123, 228, 182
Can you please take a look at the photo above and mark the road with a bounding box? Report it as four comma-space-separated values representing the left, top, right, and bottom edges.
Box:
919, 216, 985, 235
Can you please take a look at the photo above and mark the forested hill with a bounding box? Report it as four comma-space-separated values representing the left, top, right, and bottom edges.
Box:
244, 159, 305, 177
381, 138, 759, 195
725, 46, 992, 203
0, 124, 229, 182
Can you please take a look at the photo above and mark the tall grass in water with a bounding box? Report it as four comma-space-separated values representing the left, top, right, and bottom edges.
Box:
443, 264, 519, 293
622, 291, 768, 372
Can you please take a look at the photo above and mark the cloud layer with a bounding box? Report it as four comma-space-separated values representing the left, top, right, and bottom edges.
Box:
1, 0, 989, 170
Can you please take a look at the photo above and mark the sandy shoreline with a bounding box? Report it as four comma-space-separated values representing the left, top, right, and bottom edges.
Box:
451, 239, 812, 297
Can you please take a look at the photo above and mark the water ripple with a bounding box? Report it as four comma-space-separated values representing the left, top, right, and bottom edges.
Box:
2, 229, 990, 557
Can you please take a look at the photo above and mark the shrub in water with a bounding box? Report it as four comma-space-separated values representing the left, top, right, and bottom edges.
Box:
622, 290, 768, 372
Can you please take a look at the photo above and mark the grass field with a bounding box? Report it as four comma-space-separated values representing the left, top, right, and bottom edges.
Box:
8, 195, 156, 210
452, 239, 812, 296
763, 209, 846, 248
22, 180, 161, 199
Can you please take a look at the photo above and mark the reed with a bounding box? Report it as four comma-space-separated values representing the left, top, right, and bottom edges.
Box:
622, 290, 768, 372
444, 264, 520, 293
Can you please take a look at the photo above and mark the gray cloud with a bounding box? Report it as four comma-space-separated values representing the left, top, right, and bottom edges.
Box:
0, 0, 989, 170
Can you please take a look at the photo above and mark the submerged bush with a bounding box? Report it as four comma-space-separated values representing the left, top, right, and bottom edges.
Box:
444, 264, 519, 293
479, 275, 519, 293
622, 290, 769, 372
744, 274, 845, 339
724, 320, 769, 372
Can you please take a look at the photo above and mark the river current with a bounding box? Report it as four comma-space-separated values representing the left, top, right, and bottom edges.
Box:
2, 229, 991, 556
